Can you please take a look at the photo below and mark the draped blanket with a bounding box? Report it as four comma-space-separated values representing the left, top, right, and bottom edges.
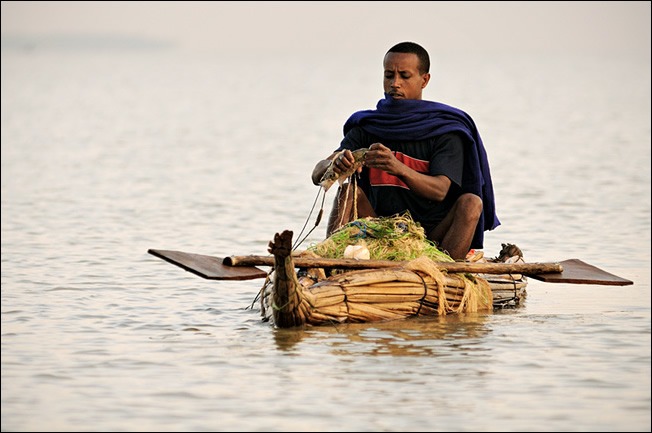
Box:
343, 94, 499, 248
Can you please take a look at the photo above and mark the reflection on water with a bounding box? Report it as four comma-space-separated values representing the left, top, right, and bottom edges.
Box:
273, 313, 495, 356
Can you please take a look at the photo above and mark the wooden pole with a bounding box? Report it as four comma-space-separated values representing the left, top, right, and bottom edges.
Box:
223, 255, 563, 275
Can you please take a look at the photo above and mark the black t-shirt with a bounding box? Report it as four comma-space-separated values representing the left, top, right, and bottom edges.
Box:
338, 126, 464, 231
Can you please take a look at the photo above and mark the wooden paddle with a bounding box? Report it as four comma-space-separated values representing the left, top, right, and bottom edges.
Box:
148, 249, 268, 281
147, 249, 633, 285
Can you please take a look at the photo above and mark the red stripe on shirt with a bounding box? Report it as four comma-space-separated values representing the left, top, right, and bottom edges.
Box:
369, 152, 429, 189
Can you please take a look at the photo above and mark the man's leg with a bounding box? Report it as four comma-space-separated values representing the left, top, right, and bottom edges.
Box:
428, 193, 482, 260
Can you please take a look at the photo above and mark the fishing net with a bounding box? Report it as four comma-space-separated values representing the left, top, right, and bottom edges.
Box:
307, 212, 454, 263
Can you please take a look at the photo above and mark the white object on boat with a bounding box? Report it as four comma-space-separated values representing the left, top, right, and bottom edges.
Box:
343, 245, 370, 260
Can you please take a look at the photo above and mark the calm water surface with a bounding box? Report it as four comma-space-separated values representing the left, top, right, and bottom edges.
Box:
1, 47, 650, 432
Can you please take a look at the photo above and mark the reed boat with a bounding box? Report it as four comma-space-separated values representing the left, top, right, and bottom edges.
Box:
256, 229, 530, 328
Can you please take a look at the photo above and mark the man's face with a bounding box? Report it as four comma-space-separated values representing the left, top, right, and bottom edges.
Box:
383, 52, 430, 100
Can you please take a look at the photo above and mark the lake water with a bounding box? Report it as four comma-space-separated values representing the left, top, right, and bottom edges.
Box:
1, 45, 650, 432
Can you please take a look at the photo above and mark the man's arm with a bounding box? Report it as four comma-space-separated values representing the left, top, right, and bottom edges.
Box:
364, 143, 453, 201
399, 170, 452, 201
311, 149, 360, 186
311, 157, 334, 185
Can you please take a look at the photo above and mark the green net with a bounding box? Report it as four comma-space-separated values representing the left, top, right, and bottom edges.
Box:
308, 212, 454, 263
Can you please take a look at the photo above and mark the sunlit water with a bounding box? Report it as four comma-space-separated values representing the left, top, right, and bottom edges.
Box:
2, 47, 650, 432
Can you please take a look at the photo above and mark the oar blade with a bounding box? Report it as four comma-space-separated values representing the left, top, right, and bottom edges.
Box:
148, 249, 268, 281
529, 259, 633, 286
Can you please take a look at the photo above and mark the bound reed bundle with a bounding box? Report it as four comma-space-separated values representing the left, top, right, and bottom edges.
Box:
264, 256, 493, 327
260, 222, 525, 328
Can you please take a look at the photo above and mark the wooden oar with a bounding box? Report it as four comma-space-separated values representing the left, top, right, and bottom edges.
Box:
148, 249, 633, 285
528, 259, 633, 285
148, 249, 268, 281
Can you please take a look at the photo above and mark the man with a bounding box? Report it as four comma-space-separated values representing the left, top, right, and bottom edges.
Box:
311, 41, 499, 260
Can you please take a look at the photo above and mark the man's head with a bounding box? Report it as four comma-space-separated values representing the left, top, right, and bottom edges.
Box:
383, 42, 431, 100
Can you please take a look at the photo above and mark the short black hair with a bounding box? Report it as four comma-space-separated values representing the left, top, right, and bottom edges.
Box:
386, 42, 430, 74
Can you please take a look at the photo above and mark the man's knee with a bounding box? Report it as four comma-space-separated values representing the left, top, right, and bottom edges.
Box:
457, 193, 483, 221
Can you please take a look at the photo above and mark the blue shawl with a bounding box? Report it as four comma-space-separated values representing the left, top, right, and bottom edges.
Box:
343, 94, 500, 249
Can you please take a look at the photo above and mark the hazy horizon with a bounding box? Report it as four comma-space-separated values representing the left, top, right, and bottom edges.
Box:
2, 1, 650, 59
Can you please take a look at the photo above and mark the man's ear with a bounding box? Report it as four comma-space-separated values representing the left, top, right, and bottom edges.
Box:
421, 73, 431, 89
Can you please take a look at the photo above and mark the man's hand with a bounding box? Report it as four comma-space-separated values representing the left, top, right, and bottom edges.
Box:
364, 143, 405, 177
